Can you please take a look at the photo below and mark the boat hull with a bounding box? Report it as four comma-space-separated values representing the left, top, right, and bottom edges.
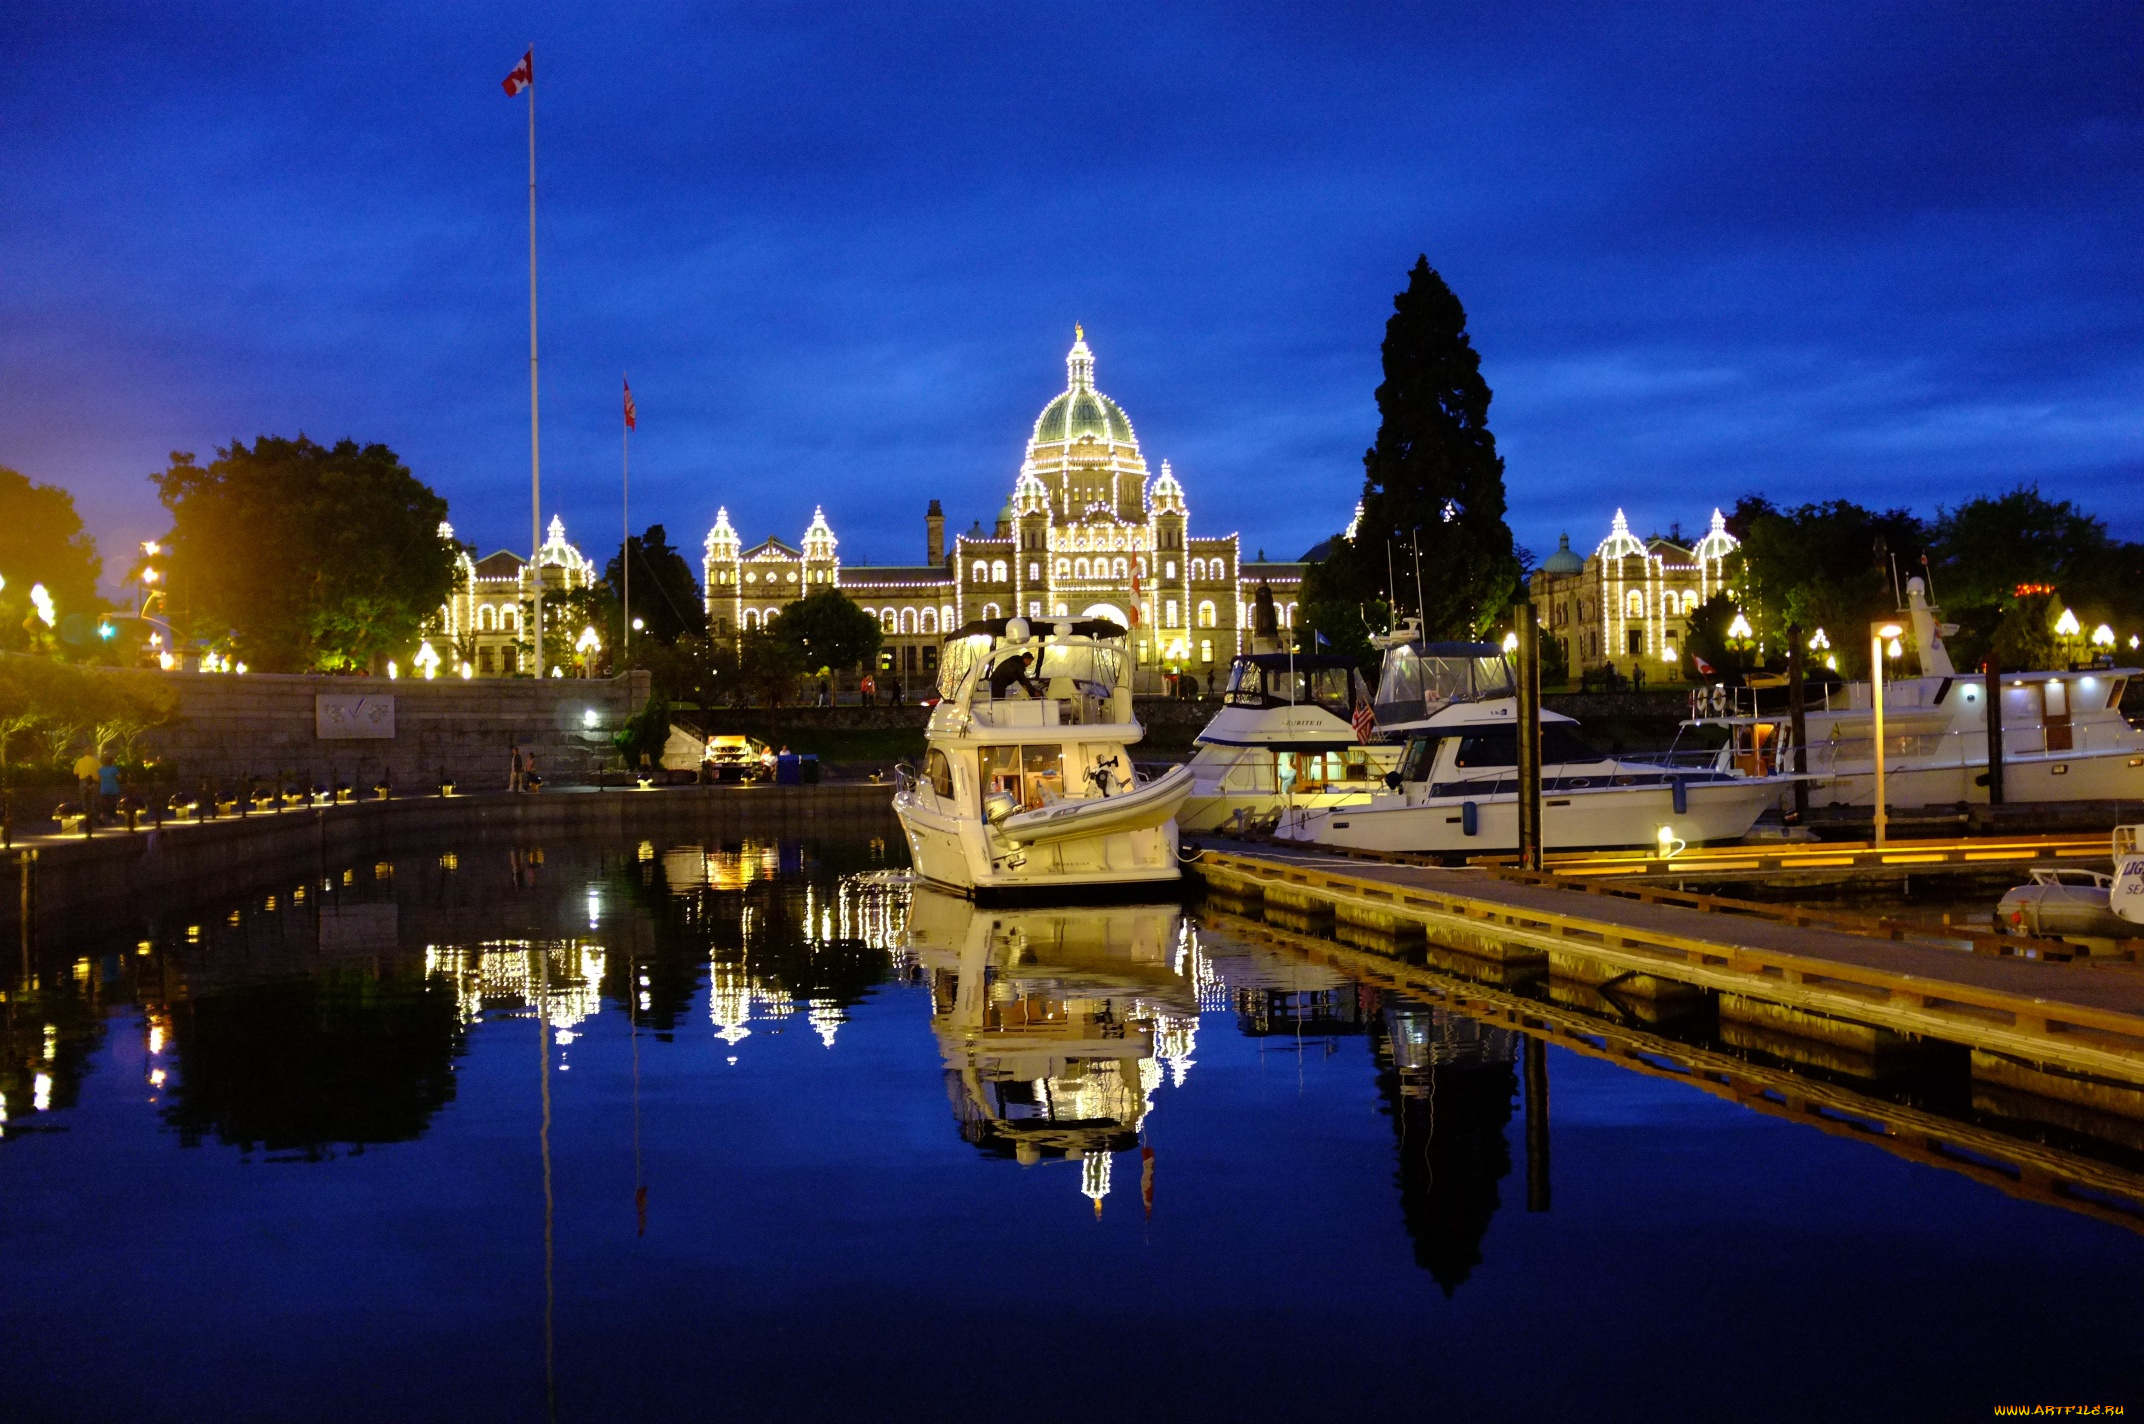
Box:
895, 789, 1182, 898
1274, 776, 1781, 854
1802, 745, 2144, 809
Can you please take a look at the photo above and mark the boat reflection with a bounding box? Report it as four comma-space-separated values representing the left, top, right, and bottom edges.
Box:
908, 888, 1198, 1212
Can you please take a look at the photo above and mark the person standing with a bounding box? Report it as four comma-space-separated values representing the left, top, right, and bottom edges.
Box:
98, 753, 122, 824
508, 740, 525, 793
73, 748, 100, 823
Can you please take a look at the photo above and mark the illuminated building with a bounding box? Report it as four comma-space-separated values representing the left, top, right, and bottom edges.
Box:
431, 515, 600, 677
1529, 508, 1739, 677
702, 331, 1311, 691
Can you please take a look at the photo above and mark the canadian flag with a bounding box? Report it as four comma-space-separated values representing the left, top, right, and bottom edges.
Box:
502, 50, 532, 96
1128, 570, 1143, 627
1693, 654, 1716, 677
623, 378, 636, 431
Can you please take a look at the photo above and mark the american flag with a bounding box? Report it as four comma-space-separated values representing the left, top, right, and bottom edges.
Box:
1352, 691, 1377, 743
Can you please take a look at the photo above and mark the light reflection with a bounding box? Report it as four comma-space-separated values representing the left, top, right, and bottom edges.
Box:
33, 1072, 51, 1111
425, 942, 608, 1030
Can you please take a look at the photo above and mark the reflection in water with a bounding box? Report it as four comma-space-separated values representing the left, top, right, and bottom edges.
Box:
908, 889, 1200, 1214
162, 969, 465, 1157
1370, 999, 1519, 1296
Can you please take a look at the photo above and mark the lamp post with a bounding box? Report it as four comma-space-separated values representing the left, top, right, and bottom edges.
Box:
1871, 620, 1903, 846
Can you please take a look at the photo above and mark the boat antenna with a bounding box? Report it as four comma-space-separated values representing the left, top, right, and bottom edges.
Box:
1386, 540, 1399, 621
1889, 551, 1903, 608
1919, 551, 1936, 604
1411, 527, 1427, 629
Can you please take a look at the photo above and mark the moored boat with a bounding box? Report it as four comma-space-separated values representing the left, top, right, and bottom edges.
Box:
1178, 652, 1398, 831
1274, 625, 1786, 854
893, 615, 1190, 898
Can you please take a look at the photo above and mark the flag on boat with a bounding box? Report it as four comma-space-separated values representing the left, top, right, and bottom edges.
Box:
1352, 691, 1377, 743
1314, 630, 1331, 651
1140, 1144, 1155, 1218
623, 377, 636, 431
502, 49, 532, 96
1693, 653, 1716, 677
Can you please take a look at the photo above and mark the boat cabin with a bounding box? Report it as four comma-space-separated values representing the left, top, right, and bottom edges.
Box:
1374, 639, 1515, 729
1222, 653, 1370, 715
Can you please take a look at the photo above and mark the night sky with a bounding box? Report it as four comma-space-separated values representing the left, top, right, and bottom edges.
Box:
4, 3, 2141, 587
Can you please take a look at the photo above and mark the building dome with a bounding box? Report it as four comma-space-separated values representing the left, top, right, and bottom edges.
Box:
1542, 532, 1583, 574
1030, 328, 1137, 448
1595, 509, 1647, 562
1150, 460, 1185, 515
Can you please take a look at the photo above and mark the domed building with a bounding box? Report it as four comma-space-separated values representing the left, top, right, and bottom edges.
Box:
703, 330, 1312, 692
1529, 508, 1739, 679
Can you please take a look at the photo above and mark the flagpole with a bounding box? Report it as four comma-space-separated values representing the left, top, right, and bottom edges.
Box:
527, 45, 543, 680
621, 380, 630, 666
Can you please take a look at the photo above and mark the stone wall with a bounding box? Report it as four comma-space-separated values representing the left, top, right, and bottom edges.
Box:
134, 670, 651, 790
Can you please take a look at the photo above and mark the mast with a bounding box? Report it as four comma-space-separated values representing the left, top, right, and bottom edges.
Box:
527, 46, 543, 678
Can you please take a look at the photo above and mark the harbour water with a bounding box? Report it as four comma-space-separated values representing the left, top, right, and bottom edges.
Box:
3, 829, 2140, 1421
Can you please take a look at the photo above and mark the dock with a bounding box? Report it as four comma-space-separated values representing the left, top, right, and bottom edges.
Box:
1466, 833, 2116, 890
1188, 841, 2144, 1091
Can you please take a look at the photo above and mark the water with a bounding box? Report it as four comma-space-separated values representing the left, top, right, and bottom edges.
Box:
3, 831, 2140, 1422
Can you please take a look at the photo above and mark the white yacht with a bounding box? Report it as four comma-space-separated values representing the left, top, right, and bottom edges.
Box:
1274, 631, 1785, 855
894, 616, 1193, 898
1679, 578, 2144, 810
1179, 653, 1399, 831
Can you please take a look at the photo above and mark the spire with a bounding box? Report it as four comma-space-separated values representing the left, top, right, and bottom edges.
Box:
705, 507, 739, 560
1150, 459, 1185, 515
802, 505, 838, 561
545, 513, 567, 548
1067, 326, 1095, 390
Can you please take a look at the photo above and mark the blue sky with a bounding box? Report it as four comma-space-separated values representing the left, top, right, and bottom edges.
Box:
3, 3, 2141, 584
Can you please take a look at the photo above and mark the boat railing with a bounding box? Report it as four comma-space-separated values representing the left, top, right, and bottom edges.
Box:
892, 761, 919, 796
1806, 720, 2131, 770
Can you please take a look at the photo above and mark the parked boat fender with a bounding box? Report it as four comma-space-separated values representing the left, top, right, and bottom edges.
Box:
1462, 801, 1478, 837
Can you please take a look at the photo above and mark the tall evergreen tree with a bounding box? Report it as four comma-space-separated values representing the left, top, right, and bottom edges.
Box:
1309, 256, 1521, 639
606, 524, 708, 646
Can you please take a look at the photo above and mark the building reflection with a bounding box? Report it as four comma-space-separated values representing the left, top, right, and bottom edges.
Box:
908, 888, 1199, 1213
1368, 996, 1519, 1296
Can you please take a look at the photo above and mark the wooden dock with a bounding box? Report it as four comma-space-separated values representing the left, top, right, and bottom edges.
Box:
1188, 841, 2144, 1091
1203, 905, 2144, 1236
1470, 833, 2112, 888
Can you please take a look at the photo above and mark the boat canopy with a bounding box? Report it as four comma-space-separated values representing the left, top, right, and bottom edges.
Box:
1374, 639, 1513, 727
1223, 653, 1363, 714
937, 616, 1131, 703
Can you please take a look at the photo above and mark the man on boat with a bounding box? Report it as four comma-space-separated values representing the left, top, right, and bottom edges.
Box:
988, 650, 1046, 700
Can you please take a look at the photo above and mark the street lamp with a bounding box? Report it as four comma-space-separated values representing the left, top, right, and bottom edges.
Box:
1871, 621, 1903, 846
414, 640, 441, 680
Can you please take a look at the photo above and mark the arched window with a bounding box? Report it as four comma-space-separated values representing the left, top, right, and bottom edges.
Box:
1626, 590, 1644, 617
921, 607, 937, 634
1075, 557, 1090, 579
1190, 558, 1206, 580
982, 602, 1000, 620
1054, 558, 1070, 578
1283, 602, 1296, 627
942, 605, 956, 630
742, 608, 760, 631
898, 608, 916, 634
881, 609, 897, 633
1197, 600, 1216, 628
1682, 590, 1699, 614
1136, 556, 1147, 576
1028, 562, 1040, 581
1053, 603, 1068, 617
477, 605, 495, 631
972, 560, 988, 581
991, 560, 1007, 582
502, 608, 519, 631
1112, 557, 1127, 579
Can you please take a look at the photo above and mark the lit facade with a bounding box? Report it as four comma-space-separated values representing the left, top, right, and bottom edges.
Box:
702, 332, 1308, 691
435, 515, 600, 676
1529, 508, 1738, 677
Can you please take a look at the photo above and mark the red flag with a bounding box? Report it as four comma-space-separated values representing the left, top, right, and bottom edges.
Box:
502, 50, 532, 96
1140, 1144, 1154, 1218
1128, 570, 1143, 628
623, 378, 637, 431
1693, 654, 1716, 677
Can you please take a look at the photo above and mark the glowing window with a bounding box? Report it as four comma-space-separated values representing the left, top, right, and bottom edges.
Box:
1075, 557, 1090, 579
1626, 590, 1644, 617
972, 561, 987, 581
991, 560, 1007, 582
1197, 600, 1216, 628
921, 608, 937, 634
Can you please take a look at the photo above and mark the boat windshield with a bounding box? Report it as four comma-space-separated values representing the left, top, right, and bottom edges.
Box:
1223, 655, 1358, 713
1375, 641, 1512, 726
968, 638, 1127, 701
938, 633, 996, 701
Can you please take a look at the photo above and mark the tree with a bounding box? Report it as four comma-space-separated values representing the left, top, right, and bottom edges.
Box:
738, 629, 805, 707
1926, 486, 2144, 669
0, 467, 103, 655
639, 634, 733, 708
1295, 596, 1390, 683
767, 585, 882, 675
153, 437, 457, 673
1725, 497, 1926, 678
1308, 256, 1522, 639
606, 524, 707, 647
